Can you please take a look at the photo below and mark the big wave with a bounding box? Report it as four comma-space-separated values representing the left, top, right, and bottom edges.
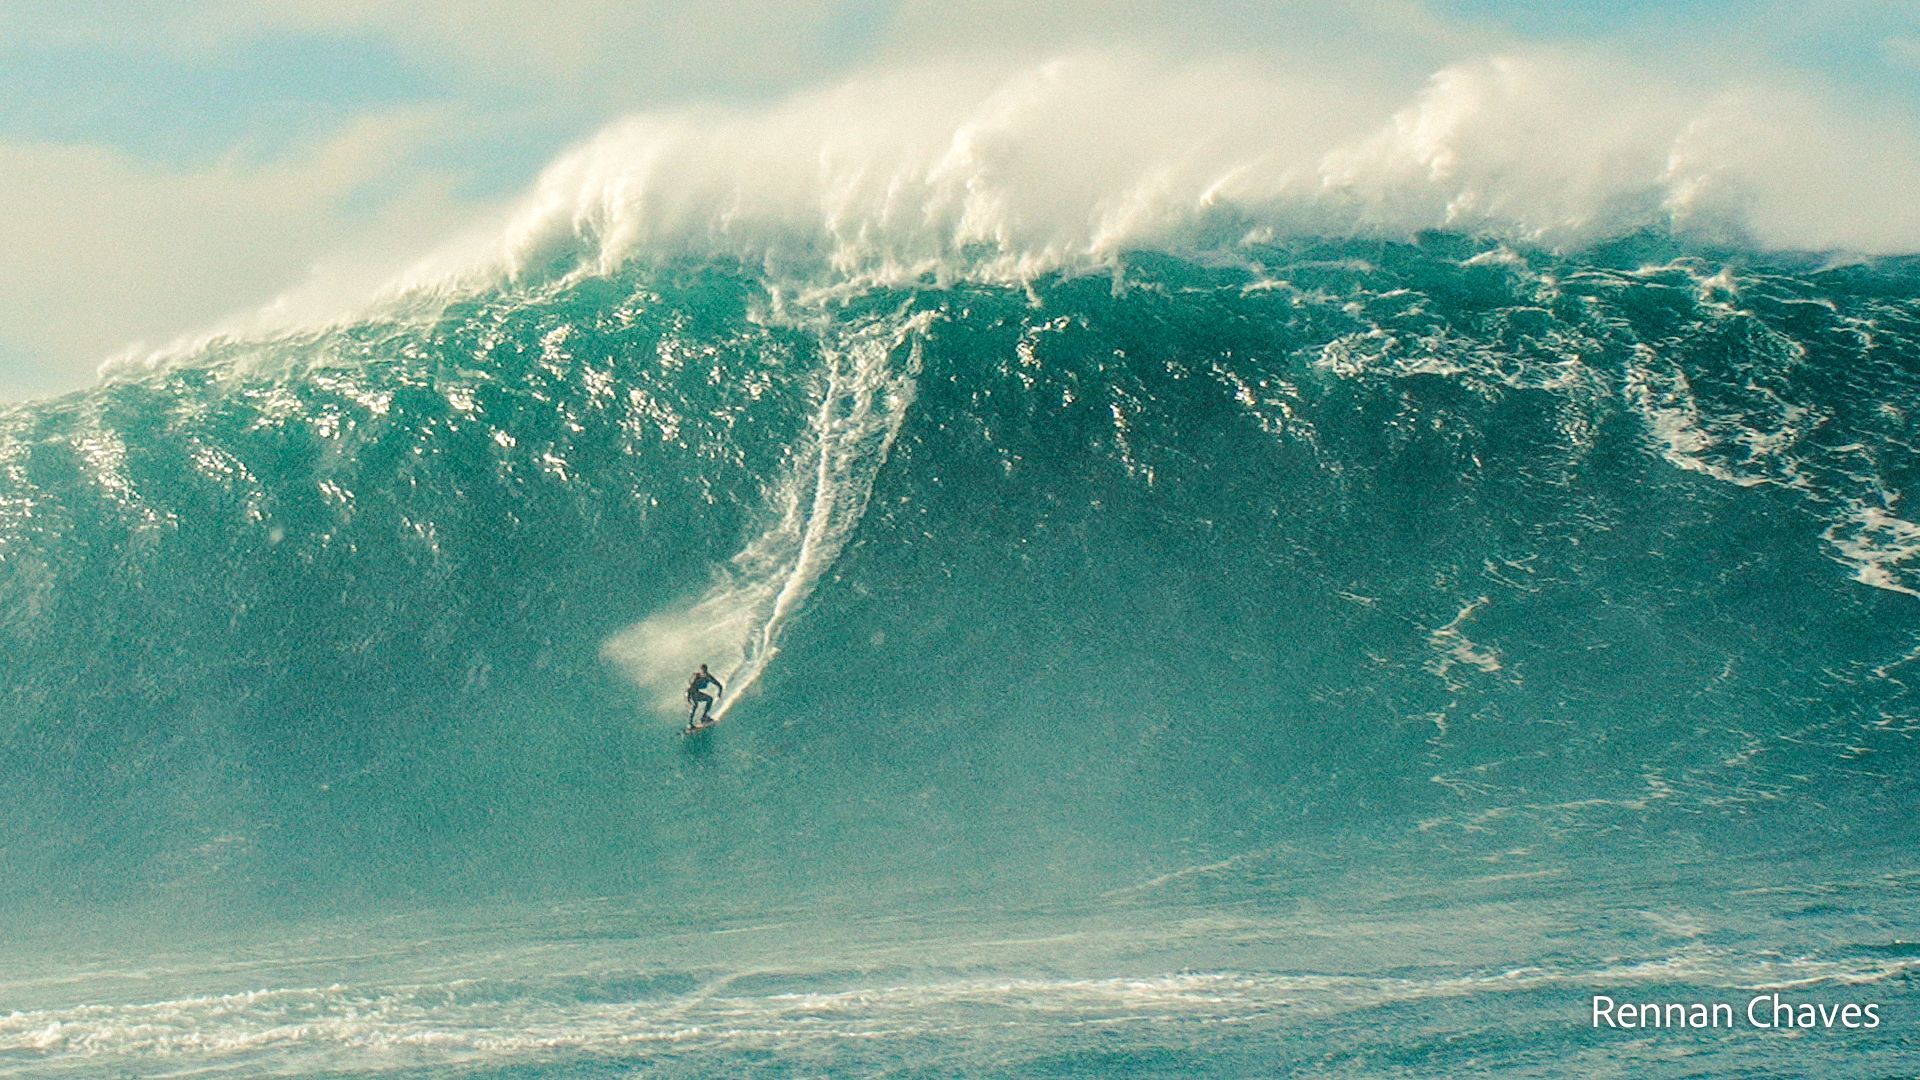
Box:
3, 54, 1919, 915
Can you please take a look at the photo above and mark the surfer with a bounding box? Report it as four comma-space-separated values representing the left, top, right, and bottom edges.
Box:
685, 664, 723, 727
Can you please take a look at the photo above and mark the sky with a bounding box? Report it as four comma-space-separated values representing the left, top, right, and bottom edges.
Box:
0, 0, 1915, 400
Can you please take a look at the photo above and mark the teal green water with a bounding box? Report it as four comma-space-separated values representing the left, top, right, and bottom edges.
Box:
2, 234, 1918, 1074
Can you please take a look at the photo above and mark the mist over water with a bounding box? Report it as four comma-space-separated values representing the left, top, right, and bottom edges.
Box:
5, 54, 1920, 1075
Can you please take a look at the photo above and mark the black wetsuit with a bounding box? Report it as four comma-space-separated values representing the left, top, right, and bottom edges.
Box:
686, 672, 721, 724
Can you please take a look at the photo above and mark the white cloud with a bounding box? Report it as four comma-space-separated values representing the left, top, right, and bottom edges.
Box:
880, 0, 1478, 67
12, 0, 1482, 110
0, 106, 491, 395
30, 1, 878, 108
1884, 35, 1920, 68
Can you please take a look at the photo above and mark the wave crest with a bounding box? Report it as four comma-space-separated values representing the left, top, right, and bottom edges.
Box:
387, 49, 1920, 305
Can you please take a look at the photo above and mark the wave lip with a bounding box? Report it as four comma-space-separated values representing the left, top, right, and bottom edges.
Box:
374, 50, 1920, 314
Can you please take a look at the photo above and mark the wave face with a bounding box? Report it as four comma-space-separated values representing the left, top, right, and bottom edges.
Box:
6, 232, 1919, 911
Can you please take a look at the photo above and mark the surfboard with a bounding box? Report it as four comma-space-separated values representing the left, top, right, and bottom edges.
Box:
684, 717, 720, 735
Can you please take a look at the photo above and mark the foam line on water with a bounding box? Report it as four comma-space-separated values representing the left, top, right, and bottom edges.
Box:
8, 950, 1916, 1076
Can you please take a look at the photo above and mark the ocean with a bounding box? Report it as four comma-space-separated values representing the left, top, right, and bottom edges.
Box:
3, 79, 1919, 1075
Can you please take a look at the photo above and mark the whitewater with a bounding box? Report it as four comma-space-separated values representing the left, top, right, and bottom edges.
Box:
3, 54, 1920, 1076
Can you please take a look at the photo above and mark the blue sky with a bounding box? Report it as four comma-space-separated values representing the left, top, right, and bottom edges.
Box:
0, 0, 1913, 399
